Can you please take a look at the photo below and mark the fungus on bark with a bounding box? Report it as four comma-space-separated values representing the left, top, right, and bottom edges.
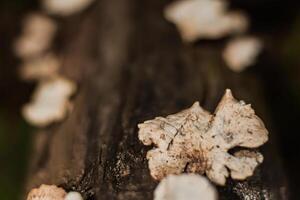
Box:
27, 184, 66, 200
154, 174, 217, 200
22, 76, 77, 127
19, 53, 60, 81
14, 13, 57, 59
138, 89, 268, 185
43, 0, 95, 16
164, 0, 248, 42
223, 36, 263, 72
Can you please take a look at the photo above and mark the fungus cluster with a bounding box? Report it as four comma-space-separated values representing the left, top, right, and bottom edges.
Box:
23, 0, 270, 199
164, 0, 248, 42
164, 0, 263, 72
14, 13, 78, 127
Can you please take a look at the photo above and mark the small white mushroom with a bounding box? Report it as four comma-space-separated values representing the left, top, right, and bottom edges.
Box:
19, 53, 60, 81
138, 89, 268, 185
27, 184, 67, 200
164, 0, 248, 42
223, 36, 263, 72
22, 76, 77, 127
64, 192, 83, 200
154, 174, 217, 200
43, 0, 95, 16
14, 13, 57, 59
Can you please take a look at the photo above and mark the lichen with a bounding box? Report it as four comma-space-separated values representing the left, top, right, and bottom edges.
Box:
138, 89, 268, 185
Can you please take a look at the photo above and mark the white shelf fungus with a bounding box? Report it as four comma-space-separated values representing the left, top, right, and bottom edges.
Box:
164, 0, 248, 42
27, 184, 66, 200
20, 53, 60, 81
43, 0, 95, 16
22, 76, 77, 127
154, 174, 217, 200
14, 13, 57, 59
64, 191, 83, 200
223, 36, 263, 72
138, 89, 268, 185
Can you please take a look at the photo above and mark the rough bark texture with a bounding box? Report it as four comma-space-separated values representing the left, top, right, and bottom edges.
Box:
25, 0, 288, 199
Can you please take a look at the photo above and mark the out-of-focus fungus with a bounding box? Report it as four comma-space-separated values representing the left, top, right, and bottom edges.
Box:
19, 53, 60, 81
164, 0, 248, 42
14, 13, 57, 59
154, 174, 217, 200
223, 36, 263, 72
138, 89, 268, 185
43, 0, 95, 16
22, 76, 77, 127
27, 184, 66, 200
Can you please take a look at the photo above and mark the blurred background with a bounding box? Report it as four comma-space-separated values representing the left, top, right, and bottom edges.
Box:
0, 0, 300, 199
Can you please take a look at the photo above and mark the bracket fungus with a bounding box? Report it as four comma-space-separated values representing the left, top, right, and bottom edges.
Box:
20, 53, 60, 81
154, 174, 217, 200
27, 184, 66, 200
43, 0, 95, 16
22, 76, 77, 127
223, 36, 263, 72
164, 0, 248, 42
138, 89, 268, 185
14, 13, 57, 59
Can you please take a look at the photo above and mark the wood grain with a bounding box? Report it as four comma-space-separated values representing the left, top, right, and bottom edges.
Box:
25, 0, 288, 199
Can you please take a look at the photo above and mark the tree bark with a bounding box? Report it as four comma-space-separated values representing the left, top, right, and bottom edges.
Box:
25, 0, 288, 199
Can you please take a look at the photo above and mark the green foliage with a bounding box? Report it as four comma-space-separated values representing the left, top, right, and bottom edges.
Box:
282, 14, 300, 101
0, 109, 32, 200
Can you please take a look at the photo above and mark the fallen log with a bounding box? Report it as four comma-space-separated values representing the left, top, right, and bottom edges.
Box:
25, 0, 288, 199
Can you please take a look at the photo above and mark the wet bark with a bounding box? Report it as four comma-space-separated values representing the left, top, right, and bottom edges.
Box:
25, 0, 288, 199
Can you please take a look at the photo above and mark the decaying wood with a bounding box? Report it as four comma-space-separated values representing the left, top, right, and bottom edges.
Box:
25, 0, 288, 199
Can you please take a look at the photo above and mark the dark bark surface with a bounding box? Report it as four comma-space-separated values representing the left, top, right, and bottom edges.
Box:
25, 0, 288, 199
